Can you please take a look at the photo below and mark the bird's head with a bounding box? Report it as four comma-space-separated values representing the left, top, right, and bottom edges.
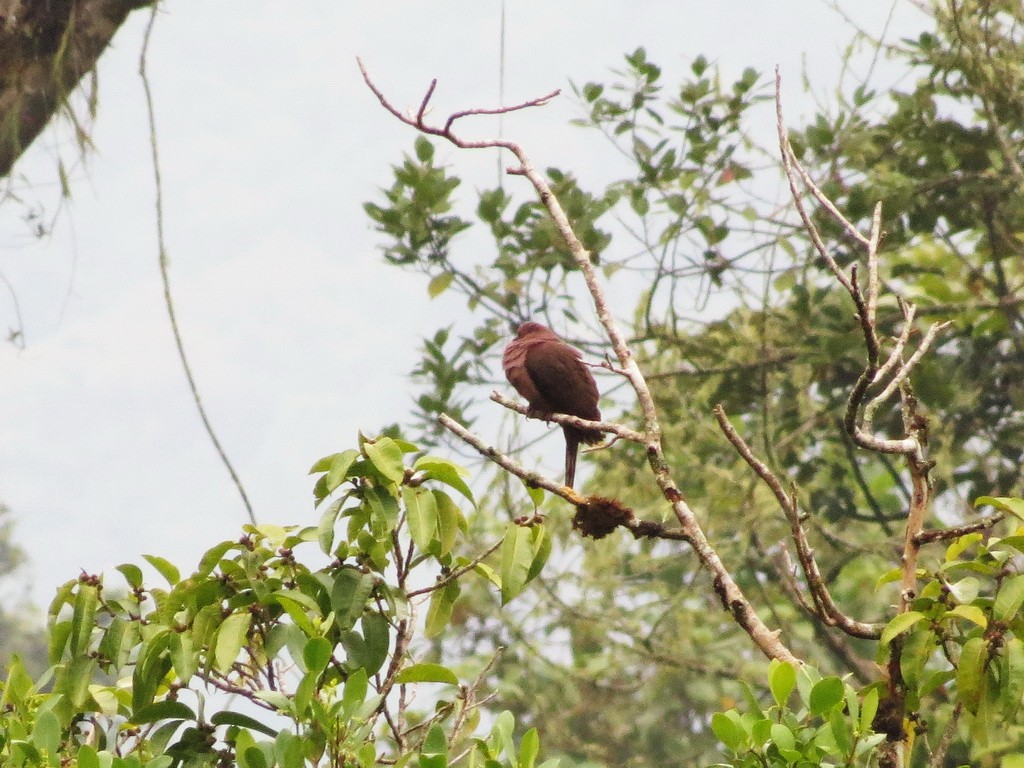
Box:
515, 321, 555, 339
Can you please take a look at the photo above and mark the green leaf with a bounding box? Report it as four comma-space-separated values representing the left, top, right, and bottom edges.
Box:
394, 663, 459, 685
343, 667, 369, 717
364, 437, 406, 483
876, 567, 902, 588
421, 723, 448, 768
274, 592, 318, 637
434, 490, 466, 557
352, 611, 390, 675
69, 583, 99, 657
358, 743, 377, 768
65, 654, 96, 709
946, 532, 984, 561
365, 483, 400, 536
197, 541, 236, 577
414, 136, 435, 163
240, 744, 270, 768
169, 631, 197, 680
309, 453, 339, 474
770, 722, 795, 752
957, 635, 989, 713
525, 485, 545, 509
143, 554, 181, 586
293, 670, 318, 717
493, 710, 516, 764
947, 576, 980, 604
77, 745, 101, 768
880, 611, 927, 645
995, 574, 1024, 621
215, 612, 252, 670
975, 496, 1024, 522
425, 581, 460, 639
211, 710, 279, 738
254, 690, 293, 713
325, 450, 360, 494
331, 568, 375, 631
132, 700, 196, 724
472, 560, 501, 589
303, 636, 333, 674
274, 729, 301, 768
860, 686, 880, 734
830, 708, 851, 753
526, 525, 551, 582
30, 710, 60, 754
519, 727, 539, 768
711, 711, 746, 752
500, 524, 534, 605
768, 660, 796, 708
1003, 637, 1024, 717
414, 457, 475, 505
133, 631, 172, 711
404, 486, 439, 554
428, 272, 454, 298
946, 604, 988, 629
116, 563, 144, 589
808, 677, 845, 716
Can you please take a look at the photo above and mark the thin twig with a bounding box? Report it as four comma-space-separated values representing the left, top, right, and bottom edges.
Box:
863, 320, 952, 425
140, 7, 256, 525
914, 515, 1004, 545
407, 539, 503, 598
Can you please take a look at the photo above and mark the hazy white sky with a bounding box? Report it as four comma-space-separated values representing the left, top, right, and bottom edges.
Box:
0, 2, 926, 606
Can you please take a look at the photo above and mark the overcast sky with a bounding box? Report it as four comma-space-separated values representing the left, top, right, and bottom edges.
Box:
0, 2, 927, 607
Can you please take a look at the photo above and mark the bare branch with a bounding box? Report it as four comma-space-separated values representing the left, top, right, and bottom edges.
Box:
438, 414, 582, 503
863, 320, 953, 424
490, 390, 647, 444
914, 515, 1004, 545
407, 539, 503, 599
715, 406, 883, 639
873, 302, 917, 385
438, 414, 690, 544
775, 69, 855, 294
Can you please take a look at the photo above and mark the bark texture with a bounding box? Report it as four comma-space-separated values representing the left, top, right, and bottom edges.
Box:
0, 0, 152, 178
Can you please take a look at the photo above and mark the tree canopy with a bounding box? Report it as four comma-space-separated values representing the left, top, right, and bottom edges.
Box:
3, 1, 1024, 767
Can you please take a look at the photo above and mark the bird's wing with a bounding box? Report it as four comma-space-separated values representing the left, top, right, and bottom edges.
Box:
524, 340, 600, 420
503, 337, 551, 410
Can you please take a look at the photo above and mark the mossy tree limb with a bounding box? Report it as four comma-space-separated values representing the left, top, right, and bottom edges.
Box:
0, 0, 153, 178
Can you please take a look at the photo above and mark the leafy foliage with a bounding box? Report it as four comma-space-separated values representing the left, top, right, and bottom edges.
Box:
0, 436, 555, 767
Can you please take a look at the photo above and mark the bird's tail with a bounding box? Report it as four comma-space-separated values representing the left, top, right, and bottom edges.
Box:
563, 425, 602, 489
564, 431, 580, 489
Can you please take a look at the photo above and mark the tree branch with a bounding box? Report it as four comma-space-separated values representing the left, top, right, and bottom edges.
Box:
360, 63, 802, 665
715, 405, 883, 640
0, 0, 154, 178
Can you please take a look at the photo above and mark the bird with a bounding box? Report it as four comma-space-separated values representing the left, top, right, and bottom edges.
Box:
502, 321, 602, 488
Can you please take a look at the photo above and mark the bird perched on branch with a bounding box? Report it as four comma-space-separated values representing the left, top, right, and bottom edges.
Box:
502, 321, 602, 488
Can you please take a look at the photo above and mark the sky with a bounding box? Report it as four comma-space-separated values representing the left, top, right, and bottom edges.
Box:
0, 2, 928, 608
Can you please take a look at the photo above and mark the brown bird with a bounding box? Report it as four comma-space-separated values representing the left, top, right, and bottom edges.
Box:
502, 321, 602, 488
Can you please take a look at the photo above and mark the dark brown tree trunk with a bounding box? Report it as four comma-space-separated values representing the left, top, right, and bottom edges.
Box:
0, 0, 153, 178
